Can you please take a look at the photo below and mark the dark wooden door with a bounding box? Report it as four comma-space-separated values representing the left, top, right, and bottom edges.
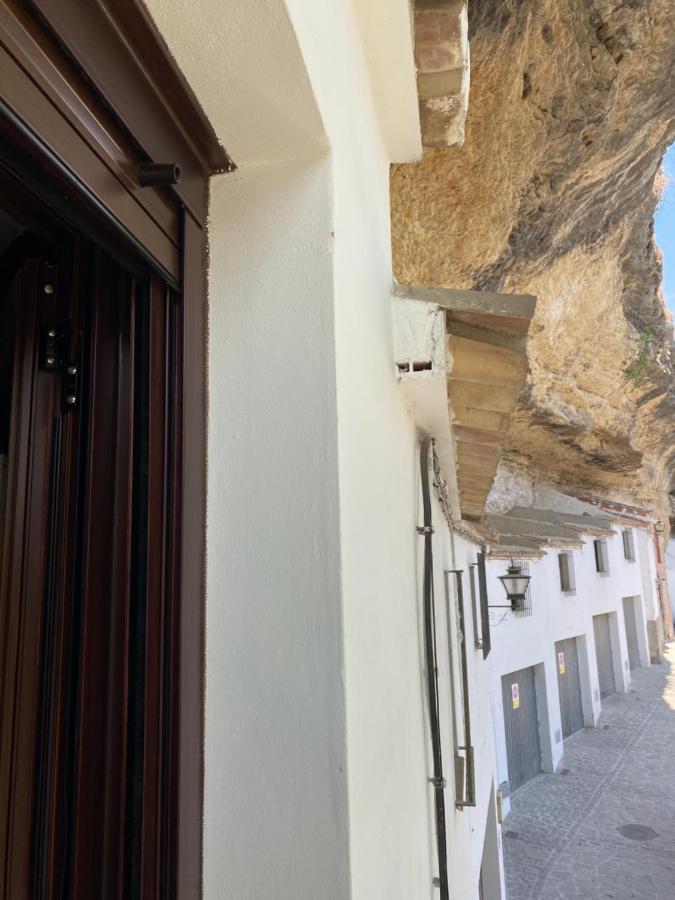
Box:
0, 227, 179, 898
0, 247, 77, 900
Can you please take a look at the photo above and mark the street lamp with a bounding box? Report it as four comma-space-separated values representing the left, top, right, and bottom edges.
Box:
498, 561, 531, 612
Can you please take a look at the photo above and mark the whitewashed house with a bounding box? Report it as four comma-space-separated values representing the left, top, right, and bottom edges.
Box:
140, 2, 668, 898
0, 1, 668, 898
137, 2, 524, 897
482, 504, 659, 814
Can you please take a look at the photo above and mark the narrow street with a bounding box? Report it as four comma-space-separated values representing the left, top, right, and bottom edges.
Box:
504, 644, 675, 900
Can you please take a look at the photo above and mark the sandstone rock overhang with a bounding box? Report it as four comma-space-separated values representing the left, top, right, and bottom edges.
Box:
394, 284, 536, 520
393, 0, 675, 514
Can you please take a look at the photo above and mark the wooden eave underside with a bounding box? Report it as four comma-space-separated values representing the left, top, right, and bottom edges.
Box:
484, 506, 624, 554
395, 284, 537, 521
505, 507, 616, 537
486, 547, 547, 560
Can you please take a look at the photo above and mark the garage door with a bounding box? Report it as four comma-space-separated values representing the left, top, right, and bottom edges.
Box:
623, 597, 641, 670
501, 667, 541, 791
593, 614, 616, 699
555, 638, 584, 739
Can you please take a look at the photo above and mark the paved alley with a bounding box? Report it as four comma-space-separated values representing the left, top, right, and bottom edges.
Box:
503, 644, 675, 900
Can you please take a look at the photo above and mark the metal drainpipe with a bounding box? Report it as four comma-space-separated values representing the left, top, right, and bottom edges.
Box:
653, 525, 674, 640
419, 436, 450, 900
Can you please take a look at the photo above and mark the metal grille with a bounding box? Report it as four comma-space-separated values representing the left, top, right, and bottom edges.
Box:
501, 666, 541, 792
593, 614, 616, 699
622, 597, 640, 670
555, 638, 584, 739
512, 559, 532, 618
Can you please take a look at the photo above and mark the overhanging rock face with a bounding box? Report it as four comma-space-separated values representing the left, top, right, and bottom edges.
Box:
394, 285, 536, 520
393, 0, 675, 515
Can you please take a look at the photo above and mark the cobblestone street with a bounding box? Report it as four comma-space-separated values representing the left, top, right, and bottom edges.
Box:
503, 644, 675, 900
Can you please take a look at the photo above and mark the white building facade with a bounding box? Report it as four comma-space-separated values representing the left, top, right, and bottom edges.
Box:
142, 1, 502, 898
135, 2, 668, 899
485, 519, 655, 814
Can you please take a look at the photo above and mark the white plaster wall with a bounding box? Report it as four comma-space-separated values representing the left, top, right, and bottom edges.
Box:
444, 531, 506, 900
424, 499, 505, 899
297, 4, 503, 891
488, 528, 653, 809
639, 528, 661, 621
205, 158, 351, 899
666, 537, 675, 620
288, 4, 440, 897
351, 0, 422, 161
142, 2, 347, 898
140, 2, 474, 899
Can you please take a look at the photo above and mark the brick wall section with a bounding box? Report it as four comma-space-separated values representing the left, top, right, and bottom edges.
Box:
414, 1, 469, 147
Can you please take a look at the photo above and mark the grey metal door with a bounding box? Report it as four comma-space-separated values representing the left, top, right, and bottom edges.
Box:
623, 597, 640, 670
555, 638, 584, 739
593, 614, 616, 699
501, 667, 541, 791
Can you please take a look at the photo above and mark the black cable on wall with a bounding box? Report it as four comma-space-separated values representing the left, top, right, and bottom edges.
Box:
419, 436, 449, 899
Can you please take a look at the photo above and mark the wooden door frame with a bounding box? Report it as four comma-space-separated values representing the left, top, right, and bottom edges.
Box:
0, 1, 230, 895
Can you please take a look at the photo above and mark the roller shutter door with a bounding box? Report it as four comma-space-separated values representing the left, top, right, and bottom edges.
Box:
593, 614, 616, 699
623, 597, 641, 671
555, 638, 584, 739
501, 667, 541, 791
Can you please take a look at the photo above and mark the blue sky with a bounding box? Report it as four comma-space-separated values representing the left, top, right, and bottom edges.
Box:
654, 144, 675, 314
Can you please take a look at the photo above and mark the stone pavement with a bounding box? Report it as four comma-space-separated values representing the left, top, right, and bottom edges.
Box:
503, 644, 675, 900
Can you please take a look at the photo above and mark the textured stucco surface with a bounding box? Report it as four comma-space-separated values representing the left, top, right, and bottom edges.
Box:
392, 0, 675, 515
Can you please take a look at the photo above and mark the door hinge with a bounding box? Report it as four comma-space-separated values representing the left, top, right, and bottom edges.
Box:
39, 324, 65, 372
39, 324, 80, 411
62, 360, 80, 411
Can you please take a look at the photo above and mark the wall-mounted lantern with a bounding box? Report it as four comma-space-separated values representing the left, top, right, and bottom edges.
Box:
498, 561, 531, 612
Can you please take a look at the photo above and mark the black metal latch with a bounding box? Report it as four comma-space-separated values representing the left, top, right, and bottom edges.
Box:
39, 324, 80, 411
